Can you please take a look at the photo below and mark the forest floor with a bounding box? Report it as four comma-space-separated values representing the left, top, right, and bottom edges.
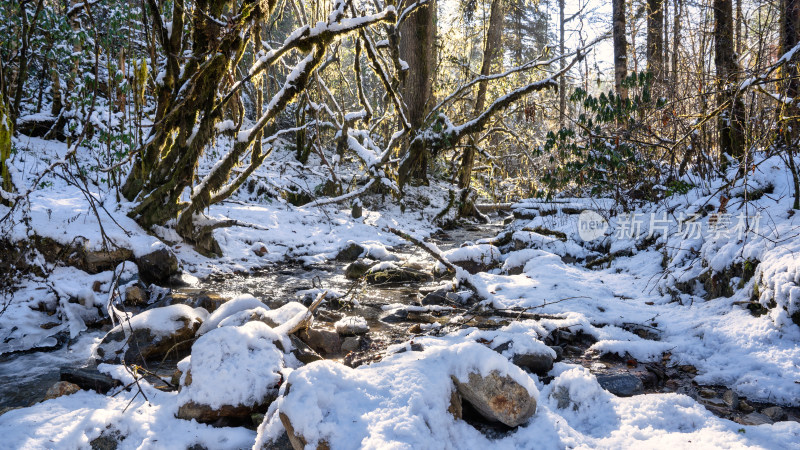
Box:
0, 135, 799, 448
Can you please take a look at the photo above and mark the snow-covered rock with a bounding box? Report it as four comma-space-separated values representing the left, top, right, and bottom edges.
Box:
258, 339, 539, 448
176, 321, 287, 423
334, 316, 368, 335
94, 304, 207, 363
439, 244, 501, 274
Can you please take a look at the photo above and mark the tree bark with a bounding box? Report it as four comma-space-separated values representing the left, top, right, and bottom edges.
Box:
781, 0, 800, 209
782, 0, 800, 103
670, 0, 681, 91
559, 0, 566, 126
11, 0, 44, 125
714, 0, 745, 160
398, 0, 437, 186
613, 0, 628, 99
1, 72, 13, 200
646, 0, 664, 83
457, 0, 504, 217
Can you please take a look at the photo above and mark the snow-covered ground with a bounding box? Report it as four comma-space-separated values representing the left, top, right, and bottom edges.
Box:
1, 135, 799, 448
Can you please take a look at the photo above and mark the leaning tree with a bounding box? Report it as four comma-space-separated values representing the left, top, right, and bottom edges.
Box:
120, 0, 407, 253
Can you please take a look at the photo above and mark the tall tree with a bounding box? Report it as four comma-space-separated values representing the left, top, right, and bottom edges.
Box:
0, 69, 13, 201
646, 0, 664, 82
781, 0, 800, 209
612, 0, 628, 99
458, 0, 504, 216
670, 0, 682, 91
713, 0, 745, 160
398, 0, 437, 186
781, 0, 800, 107
559, 0, 566, 126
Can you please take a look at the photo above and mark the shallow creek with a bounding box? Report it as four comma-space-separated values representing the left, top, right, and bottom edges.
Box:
1, 218, 797, 426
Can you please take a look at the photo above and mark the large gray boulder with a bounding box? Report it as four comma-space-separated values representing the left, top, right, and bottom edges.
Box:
453, 370, 537, 427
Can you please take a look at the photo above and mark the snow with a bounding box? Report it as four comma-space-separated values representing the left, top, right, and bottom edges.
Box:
177, 321, 287, 410
334, 315, 368, 334
214, 119, 236, 132
107, 303, 206, 338
197, 297, 308, 336
0, 390, 256, 449
257, 338, 538, 449
255, 331, 800, 449
196, 294, 268, 335
3, 98, 800, 448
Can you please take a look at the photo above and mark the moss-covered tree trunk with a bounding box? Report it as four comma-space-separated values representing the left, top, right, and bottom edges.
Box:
118, 0, 398, 254
0, 86, 13, 202
122, 0, 267, 231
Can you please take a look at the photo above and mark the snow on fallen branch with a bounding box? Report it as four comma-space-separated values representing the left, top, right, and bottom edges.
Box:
384, 226, 477, 293
304, 179, 376, 208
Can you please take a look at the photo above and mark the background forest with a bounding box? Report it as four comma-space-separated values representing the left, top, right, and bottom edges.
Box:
2, 1, 800, 449
3, 0, 799, 244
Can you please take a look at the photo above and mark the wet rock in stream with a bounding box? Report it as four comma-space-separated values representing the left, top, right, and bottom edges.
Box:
737, 412, 774, 426
365, 262, 432, 284
335, 242, 367, 262
298, 328, 341, 356
289, 335, 323, 364
344, 259, 376, 280
60, 366, 121, 394
123, 285, 148, 307
135, 248, 180, 285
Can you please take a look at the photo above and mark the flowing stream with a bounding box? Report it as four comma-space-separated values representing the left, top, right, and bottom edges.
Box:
0, 222, 504, 410
2, 218, 797, 425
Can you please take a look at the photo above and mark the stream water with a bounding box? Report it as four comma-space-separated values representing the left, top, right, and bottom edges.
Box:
0, 221, 504, 411
1, 216, 797, 427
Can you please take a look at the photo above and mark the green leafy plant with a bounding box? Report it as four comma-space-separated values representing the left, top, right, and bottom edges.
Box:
532, 72, 667, 203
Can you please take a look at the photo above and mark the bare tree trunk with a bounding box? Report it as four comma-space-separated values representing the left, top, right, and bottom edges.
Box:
714, 0, 745, 161
670, 0, 681, 91
457, 0, 504, 217
663, 0, 669, 83
398, 0, 436, 186
781, 0, 800, 104
613, 0, 628, 99
782, 0, 800, 208
559, 0, 566, 126
11, 0, 44, 125
647, 0, 664, 83
735, 0, 743, 55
